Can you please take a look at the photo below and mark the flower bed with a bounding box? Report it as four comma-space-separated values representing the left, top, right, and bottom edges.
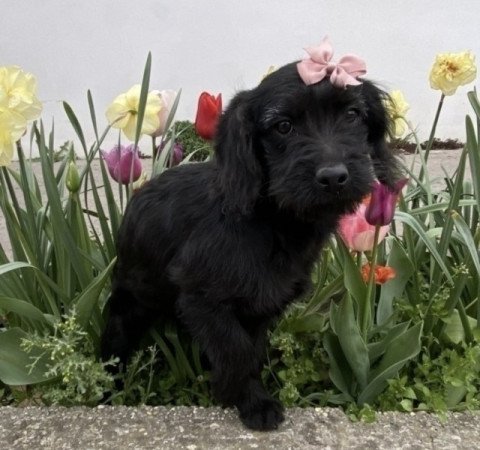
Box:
0, 49, 479, 419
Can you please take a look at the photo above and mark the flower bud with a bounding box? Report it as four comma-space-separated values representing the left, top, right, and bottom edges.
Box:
66, 161, 80, 193
364, 179, 408, 226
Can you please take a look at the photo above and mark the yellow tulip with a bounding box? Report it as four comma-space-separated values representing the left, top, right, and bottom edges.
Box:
429, 51, 477, 96
385, 90, 410, 138
0, 66, 43, 120
105, 84, 163, 141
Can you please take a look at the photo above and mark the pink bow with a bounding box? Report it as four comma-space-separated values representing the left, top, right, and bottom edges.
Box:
297, 36, 367, 88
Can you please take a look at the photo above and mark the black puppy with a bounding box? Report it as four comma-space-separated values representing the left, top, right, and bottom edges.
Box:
101, 62, 399, 430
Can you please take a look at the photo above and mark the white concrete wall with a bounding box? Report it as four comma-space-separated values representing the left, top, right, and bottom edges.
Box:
2, 0, 480, 154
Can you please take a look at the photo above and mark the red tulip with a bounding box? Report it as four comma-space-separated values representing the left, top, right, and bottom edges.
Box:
194, 92, 222, 140
365, 179, 408, 226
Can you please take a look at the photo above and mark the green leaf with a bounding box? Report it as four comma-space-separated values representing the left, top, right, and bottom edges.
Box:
134, 52, 152, 147
377, 239, 415, 325
358, 321, 423, 405
323, 331, 354, 401
451, 210, 480, 276
150, 328, 182, 381
0, 328, 53, 385
165, 322, 196, 381
442, 309, 477, 344
284, 313, 326, 333
336, 238, 367, 305
0, 296, 50, 325
394, 211, 453, 284
330, 293, 370, 390
87, 90, 99, 141
302, 274, 344, 316
74, 258, 116, 331
63, 101, 88, 156
0, 261, 34, 275
367, 321, 410, 363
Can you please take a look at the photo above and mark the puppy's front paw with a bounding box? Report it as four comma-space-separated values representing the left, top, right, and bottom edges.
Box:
239, 398, 285, 431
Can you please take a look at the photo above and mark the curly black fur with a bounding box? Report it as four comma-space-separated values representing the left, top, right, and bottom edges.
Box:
101, 62, 400, 430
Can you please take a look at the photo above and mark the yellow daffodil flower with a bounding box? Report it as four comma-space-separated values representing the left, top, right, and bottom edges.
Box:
385, 90, 410, 138
429, 51, 477, 96
105, 84, 163, 141
0, 66, 42, 165
0, 66, 43, 120
0, 111, 26, 166
261, 65, 277, 81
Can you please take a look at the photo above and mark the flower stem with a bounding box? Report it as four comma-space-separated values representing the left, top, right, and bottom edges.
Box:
362, 224, 381, 338
152, 136, 157, 162
419, 93, 445, 182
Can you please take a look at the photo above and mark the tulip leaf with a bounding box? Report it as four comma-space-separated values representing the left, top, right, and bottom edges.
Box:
74, 258, 116, 332
377, 239, 414, 325
0, 328, 53, 386
451, 210, 480, 275
323, 331, 354, 401
442, 309, 477, 344
63, 101, 88, 156
0, 261, 33, 275
367, 320, 410, 363
336, 238, 367, 306
0, 296, 50, 325
163, 89, 182, 140
358, 321, 423, 406
394, 211, 453, 284
330, 293, 370, 391
134, 52, 152, 148
465, 112, 480, 216
87, 89, 99, 141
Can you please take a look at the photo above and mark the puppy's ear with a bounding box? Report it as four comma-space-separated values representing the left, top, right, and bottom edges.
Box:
214, 91, 262, 215
362, 81, 402, 187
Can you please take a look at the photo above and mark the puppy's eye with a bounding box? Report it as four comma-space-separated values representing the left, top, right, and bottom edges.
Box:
346, 108, 361, 122
275, 120, 293, 135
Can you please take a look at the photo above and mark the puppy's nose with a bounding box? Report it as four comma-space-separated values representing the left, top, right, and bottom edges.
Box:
316, 164, 349, 192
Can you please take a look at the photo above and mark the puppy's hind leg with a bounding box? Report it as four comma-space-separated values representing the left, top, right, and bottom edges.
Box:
176, 293, 284, 431
100, 286, 155, 365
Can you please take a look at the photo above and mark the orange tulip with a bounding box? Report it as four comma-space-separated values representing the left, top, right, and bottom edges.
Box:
361, 264, 396, 284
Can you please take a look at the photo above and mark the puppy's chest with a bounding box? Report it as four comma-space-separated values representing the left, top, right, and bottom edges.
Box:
269, 223, 324, 271
236, 232, 321, 318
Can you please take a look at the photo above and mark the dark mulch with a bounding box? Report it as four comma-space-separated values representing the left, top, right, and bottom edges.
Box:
390, 138, 464, 154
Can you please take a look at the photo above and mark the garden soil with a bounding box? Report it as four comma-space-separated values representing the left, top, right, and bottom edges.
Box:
1, 149, 479, 449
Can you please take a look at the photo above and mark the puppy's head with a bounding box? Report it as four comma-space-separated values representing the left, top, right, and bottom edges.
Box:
214, 62, 400, 218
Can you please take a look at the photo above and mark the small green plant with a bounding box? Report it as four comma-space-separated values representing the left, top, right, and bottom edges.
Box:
21, 310, 115, 406
173, 120, 213, 161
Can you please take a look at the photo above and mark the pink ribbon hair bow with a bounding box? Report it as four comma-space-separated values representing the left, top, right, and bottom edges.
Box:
297, 36, 367, 88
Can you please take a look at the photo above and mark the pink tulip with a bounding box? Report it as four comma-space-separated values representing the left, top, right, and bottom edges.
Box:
101, 144, 142, 185
365, 179, 408, 226
338, 203, 390, 252
150, 90, 178, 137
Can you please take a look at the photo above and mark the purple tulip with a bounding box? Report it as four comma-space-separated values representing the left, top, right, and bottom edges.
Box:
157, 141, 184, 167
170, 142, 184, 166
101, 144, 142, 185
365, 179, 408, 226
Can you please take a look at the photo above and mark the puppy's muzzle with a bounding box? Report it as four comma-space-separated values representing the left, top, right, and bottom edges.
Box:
315, 163, 349, 193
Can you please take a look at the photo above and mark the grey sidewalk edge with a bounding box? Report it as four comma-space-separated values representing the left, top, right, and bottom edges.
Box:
1, 406, 479, 449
